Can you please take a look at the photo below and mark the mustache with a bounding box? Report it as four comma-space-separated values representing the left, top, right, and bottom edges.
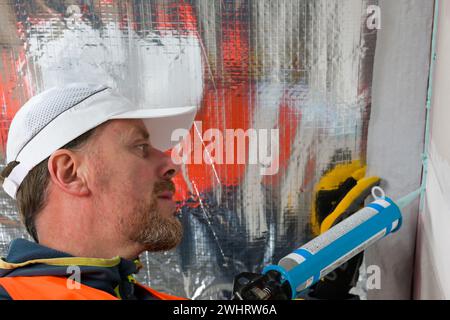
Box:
153, 180, 176, 194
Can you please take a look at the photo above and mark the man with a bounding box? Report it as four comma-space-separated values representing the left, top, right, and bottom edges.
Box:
0, 83, 197, 299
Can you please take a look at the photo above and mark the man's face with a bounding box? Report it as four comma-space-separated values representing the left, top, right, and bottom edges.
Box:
85, 119, 182, 252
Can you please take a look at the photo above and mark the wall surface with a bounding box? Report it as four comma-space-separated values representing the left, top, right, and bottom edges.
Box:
414, 0, 450, 300
365, 0, 434, 299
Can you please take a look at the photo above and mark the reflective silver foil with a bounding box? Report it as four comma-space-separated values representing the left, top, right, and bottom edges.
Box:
0, 0, 378, 299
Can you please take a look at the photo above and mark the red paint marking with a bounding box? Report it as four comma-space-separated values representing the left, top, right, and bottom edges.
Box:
0, 45, 32, 155
154, 1, 197, 35
262, 97, 301, 187
301, 152, 316, 192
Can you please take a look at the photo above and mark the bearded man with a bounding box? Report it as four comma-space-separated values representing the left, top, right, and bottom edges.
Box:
0, 83, 197, 300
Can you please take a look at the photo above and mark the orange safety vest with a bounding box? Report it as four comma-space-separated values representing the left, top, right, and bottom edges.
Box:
0, 276, 186, 300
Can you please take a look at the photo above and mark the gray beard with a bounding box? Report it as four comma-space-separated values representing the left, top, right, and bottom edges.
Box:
128, 195, 183, 252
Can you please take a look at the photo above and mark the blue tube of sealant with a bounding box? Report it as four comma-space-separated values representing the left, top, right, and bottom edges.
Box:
262, 195, 402, 299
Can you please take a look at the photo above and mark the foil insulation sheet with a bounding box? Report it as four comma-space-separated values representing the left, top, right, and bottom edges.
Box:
0, 0, 378, 299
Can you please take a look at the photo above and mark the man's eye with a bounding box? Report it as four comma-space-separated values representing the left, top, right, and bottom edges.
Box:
136, 144, 150, 155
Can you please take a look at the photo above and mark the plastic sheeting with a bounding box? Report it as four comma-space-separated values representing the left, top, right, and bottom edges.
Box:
413, 0, 449, 300
0, 0, 378, 299
366, 0, 433, 299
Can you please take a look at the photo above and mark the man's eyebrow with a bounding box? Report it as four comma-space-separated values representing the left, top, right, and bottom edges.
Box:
128, 125, 150, 141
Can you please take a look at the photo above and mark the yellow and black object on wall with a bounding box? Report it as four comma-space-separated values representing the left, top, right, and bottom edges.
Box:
307, 161, 380, 299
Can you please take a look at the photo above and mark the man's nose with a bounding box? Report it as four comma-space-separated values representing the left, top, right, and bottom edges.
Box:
159, 149, 181, 180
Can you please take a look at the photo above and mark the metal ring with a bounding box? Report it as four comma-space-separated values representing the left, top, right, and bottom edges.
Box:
371, 186, 386, 200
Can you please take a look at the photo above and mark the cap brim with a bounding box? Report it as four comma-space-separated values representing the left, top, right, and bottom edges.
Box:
110, 106, 197, 151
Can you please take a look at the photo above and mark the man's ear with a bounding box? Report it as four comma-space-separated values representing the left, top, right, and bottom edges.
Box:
48, 149, 90, 196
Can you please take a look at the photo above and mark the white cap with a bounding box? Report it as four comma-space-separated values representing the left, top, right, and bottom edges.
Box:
3, 83, 197, 199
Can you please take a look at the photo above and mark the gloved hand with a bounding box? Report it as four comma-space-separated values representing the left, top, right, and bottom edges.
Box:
306, 161, 380, 300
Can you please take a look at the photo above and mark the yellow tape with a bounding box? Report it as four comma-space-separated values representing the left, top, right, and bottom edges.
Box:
320, 176, 380, 234
310, 160, 365, 236
0, 256, 121, 270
